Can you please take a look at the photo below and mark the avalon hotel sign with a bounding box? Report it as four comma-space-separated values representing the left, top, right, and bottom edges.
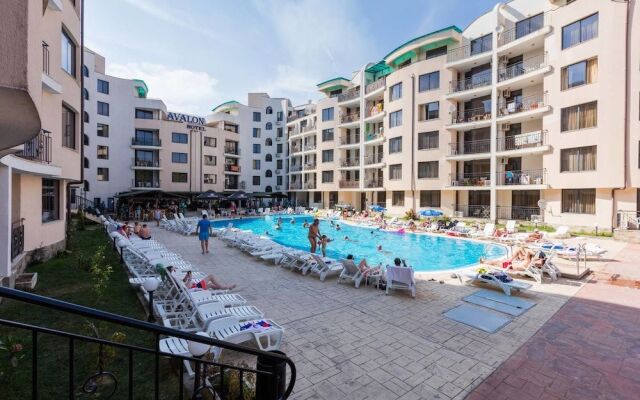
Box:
166, 112, 206, 131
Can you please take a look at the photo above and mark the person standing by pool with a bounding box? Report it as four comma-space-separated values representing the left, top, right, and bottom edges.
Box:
196, 214, 213, 254
308, 219, 321, 253
153, 206, 162, 227
319, 235, 332, 257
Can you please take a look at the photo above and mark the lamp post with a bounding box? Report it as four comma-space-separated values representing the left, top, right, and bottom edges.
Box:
187, 333, 211, 398
143, 278, 160, 322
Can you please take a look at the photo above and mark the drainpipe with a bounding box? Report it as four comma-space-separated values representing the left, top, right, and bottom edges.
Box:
410, 74, 416, 211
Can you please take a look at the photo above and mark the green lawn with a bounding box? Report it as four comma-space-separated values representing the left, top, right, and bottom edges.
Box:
0, 219, 181, 399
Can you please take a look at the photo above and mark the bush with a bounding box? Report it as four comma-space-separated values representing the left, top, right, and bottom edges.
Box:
404, 209, 418, 221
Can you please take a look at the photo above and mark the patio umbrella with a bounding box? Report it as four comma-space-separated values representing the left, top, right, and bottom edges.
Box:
226, 190, 252, 201
270, 192, 288, 199
369, 204, 386, 212
419, 209, 443, 217
196, 190, 222, 200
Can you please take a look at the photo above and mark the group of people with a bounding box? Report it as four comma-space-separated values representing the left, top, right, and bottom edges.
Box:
117, 221, 152, 240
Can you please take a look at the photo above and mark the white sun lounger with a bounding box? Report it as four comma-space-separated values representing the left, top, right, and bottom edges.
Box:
159, 334, 221, 377
309, 255, 344, 281
385, 266, 416, 298
204, 316, 284, 352
457, 270, 532, 296
337, 259, 365, 288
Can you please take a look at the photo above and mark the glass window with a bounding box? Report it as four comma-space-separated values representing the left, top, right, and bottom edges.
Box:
97, 123, 109, 137
389, 110, 402, 128
83, 88, 89, 100
277, 127, 283, 137
253, 160, 261, 170
322, 108, 334, 121
204, 136, 216, 147
171, 152, 188, 163
562, 58, 597, 90
418, 131, 439, 150
172, 172, 188, 183
82, 65, 89, 77
204, 174, 216, 184
562, 189, 595, 214
134, 129, 159, 146
253, 112, 261, 122
97, 145, 109, 160
83, 111, 89, 123
562, 13, 598, 49
389, 137, 402, 153
276, 111, 283, 121
418, 161, 439, 178
97, 79, 109, 94
420, 190, 441, 207
265, 138, 273, 146
42, 179, 60, 222
422, 101, 439, 120
322, 128, 334, 142
172, 132, 188, 144
389, 164, 402, 180
97, 167, 109, 181
265, 106, 273, 114
561, 101, 597, 131
97, 101, 109, 116
322, 149, 334, 163
277, 159, 283, 169
265, 170, 272, 178
266, 122, 272, 130
253, 144, 261, 154
62, 104, 76, 149
253, 128, 261, 138
470, 33, 492, 55
425, 46, 447, 60
560, 146, 597, 172
61, 30, 76, 76
515, 13, 544, 40
322, 171, 334, 183
135, 109, 154, 119
389, 83, 402, 101
253, 176, 261, 185
418, 71, 440, 92
276, 143, 282, 153
204, 155, 216, 166
392, 191, 404, 206
266, 154, 273, 162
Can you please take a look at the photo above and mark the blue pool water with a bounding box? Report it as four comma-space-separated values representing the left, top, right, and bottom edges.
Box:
213, 216, 507, 272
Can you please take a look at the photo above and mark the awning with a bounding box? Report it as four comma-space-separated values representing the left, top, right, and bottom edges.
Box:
196, 190, 223, 200
114, 190, 188, 199
226, 190, 252, 200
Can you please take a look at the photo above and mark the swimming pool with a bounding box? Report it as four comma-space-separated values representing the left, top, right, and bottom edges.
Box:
213, 216, 507, 272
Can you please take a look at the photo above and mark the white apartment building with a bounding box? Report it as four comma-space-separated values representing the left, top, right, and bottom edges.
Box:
289, 0, 639, 230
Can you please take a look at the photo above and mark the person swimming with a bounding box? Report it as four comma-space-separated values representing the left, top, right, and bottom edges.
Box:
335, 224, 341, 231
303, 221, 310, 228
275, 223, 282, 230
290, 218, 295, 224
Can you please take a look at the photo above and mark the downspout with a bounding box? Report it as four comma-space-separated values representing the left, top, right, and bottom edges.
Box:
411, 74, 416, 211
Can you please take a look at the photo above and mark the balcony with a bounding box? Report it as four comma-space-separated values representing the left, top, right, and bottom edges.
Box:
498, 12, 551, 49
132, 179, 160, 189
304, 161, 317, 170
364, 104, 385, 122
301, 124, 317, 134
304, 181, 317, 190
16, 131, 51, 164
290, 182, 302, 190
496, 206, 541, 221
131, 138, 161, 147
290, 145, 302, 154
223, 146, 240, 157
41, 42, 61, 94
365, 77, 386, 96
290, 164, 302, 172
447, 139, 491, 158
339, 180, 360, 189
224, 183, 239, 190
497, 92, 549, 123
132, 158, 160, 169
224, 164, 241, 173
448, 71, 492, 99
446, 40, 492, 67
496, 169, 547, 187
453, 204, 490, 219
449, 172, 491, 188
302, 144, 317, 153
497, 130, 549, 154
339, 158, 360, 169
339, 135, 360, 148
339, 112, 360, 127
498, 53, 549, 86
364, 153, 384, 167
364, 130, 384, 144
449, 106, 492, 129
338, 89, 360, 105
365, 177, 384, 188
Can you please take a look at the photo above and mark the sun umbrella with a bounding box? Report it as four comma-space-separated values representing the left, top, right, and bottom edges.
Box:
226, 190, 252, 200
369, 204, 386, 212
419, 209, 443, 217
196, 190, 222, 200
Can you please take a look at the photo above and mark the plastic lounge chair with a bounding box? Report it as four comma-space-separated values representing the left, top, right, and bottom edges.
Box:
470, 223, 495, 240
457, 269, 532, 296
204, 316, 284, 352
548, 226, 570, 239
195, 302, 264, 329
309, 255, 344, 281
505, 220, 517, 234
337, 259, 365, 288
159, 335, 222, 377
385, 266, 416, 298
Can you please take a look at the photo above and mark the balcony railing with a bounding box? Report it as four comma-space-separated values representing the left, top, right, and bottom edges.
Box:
498, 53, 548, 82
131, 138, 161, 147
133, 158, 160, 168
365, 178, 383, 188
340, 158, 360, 167
339, 135, 360, 145
498, 92, 547, 117
304, 182, 317, 190
448, 139, 491, 156
288, 112, 310, 123
365, 77, 386, 94
304, 162, 317, 169
132, 179, 160, 189
290, 146, 302, 154
496, 169, 546, 186
496, 206, 541, 221
223, 146, 240, 155
453, 204, 491, 218
365, 130, 384, 142
290, 165, 302, 172
303, 144, 317, 152
364, 153, 384, 165
451, 106, 492, 125
449, 172, 491, 187
11, 220, 24, 260
16, 131, 51, 163
498, 12, 549, 46
449, 71, 492, 93
224, 183, 239, 190
290, 182, 302, 190
224, 164, 241, 173
365, 103, 384, 118
447, 40, 492, 63
338, 89, 360, 103
339, 180, 360, 189
497, 130, 547, 152
340, 113, 360, 124
301, 124, 316, 133
42, 42, 50, 75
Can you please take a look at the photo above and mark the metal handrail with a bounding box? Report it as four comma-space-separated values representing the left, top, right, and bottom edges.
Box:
450, 106, 492, 124
340, 158, 360, 167
340, 113, 360, 124
448, 138, 491, 155
131, 138, 162, 147
497, 130, 547, 152
498, 12, 550, 46
10, 220, 24, 260
495, 168, 546, 186
42, 42, 50, 75
16, 131, 51, 163
453, 204, 491, 218
364, 153, 384, 165
365, 77, 386, 94
338, 89, 360, 103
364, 178, 383, 188
449, 172, 491, 187
447, 38, 492, 63
133, 158, 160, 168
498, 53, 548, 82
498, 92, 547, 117
339, 135, 360, 145
496, 206, 541, 221
449, 70, 492, 93
132, 179, 160, 189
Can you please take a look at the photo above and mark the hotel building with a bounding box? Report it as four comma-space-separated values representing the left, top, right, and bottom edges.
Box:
1, 0, 83, 285
289, 0, 639, 230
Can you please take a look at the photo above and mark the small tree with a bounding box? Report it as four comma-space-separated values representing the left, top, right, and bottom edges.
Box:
404, 208, 418, 221
89, 246, 112, 299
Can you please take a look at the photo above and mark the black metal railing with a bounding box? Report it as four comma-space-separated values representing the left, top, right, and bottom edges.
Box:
131, 180, 160, 189
70, 195, 100, 215
16, 131, 52, 163
223, 146, 239, 155
447, 40, 492, 63
42, 42, 50, 75
365, 177, 383, 188
131, 138, 162, 147
498, 92, 547, 117
364, 153, 383, 165
449, 172, 491, 187
450, 106, 492, 125
453, 204, 491, 218
449, 71, 492, 93
133, 158, 160, 168
496, 206, 541, 221
497, 130, 547, 152
498, 12, 549, 46
365, 77, 386, 94
340, 158, 360, 167
10, 219, 24, 260
0, 287, 296, 399
498, 53, 548, 82
339, 113, 360, 124
339, 135, 360, 145
496, 169, 546, 186
337, 89, 360, 103
448, 138, 491, 156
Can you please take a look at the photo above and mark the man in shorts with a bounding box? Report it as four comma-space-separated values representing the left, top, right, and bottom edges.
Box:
196, 214, 213, 254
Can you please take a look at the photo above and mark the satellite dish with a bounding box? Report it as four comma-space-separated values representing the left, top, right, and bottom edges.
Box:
537, 199, 547, 209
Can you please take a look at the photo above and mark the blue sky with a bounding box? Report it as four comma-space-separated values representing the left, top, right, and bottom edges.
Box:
86, 0, 499, 115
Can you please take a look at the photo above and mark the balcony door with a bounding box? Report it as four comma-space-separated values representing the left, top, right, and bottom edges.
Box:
512, 190, 540, 220
504, 123, 522, 150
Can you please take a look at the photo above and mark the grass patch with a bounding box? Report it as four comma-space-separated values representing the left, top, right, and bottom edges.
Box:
0, 219, 181, 399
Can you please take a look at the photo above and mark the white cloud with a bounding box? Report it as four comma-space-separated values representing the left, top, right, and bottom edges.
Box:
107, 63, 219, 115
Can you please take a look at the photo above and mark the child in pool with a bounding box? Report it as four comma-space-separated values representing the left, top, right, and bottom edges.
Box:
319, 235, 332, 257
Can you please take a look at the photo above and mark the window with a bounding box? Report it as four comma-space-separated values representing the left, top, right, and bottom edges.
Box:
172, 132, 188, 144
420, 190, 441, 207
204, 136, 216, 147
253, 160, 261, 170
265, 154, 272, 162
97, 123, 109, 137
265, 169, 273, 178
418, 131, 439, 150
265, 138, 273, 146
253, 112, 261, 122
322, 171, 334, 183
253, 144, 261, 154
562, 189, 595, 214
42, 179, 60, 222
135, 109, 154, 119
62, 104, 76, 149
82, 65, 89, 77
253, 176, 261, 185
266, 122, 272, 130
389, 110, 402, 128
97, 101, 109, 116
83, 157, 89, 168
560, 146, 597, 172
265, 106, 273, 115
322, 128, 334, 142
276, 111, 283, 121
83, 180, 89, 192
425, 46, 447, 60
277, 127, 283, 137
277, 143, 283, 153
418, 71, 440, 92
389, 83, 402, 101
389, 137, 402, 153
134, 129, 159, 146
83, 111, 89, 123
561, 101, 597, 131
61, 30, 76, 76
515, 13, 543, 40
418, 161, 439, 178
389, 164, 402, 180
97, 167, 109, 181
83, 88, 89, 100
97, 79, 109, 94
204, 155, 216, 166
204, 174, 216, 184
392, 191, 404, 206
277, 176, 283, 185
470, 33, 492, 55
322, 108, 334, 121
172, 172, 188, 183
562, 58, 597, 90
421, 101, 440, 120
253, 128, 261, 138
562, 13, 598, 49
172, 152, 188, 163
97, 145, 109, 160
322, 149, 334, 163
83, 134, 89, 146
277, 160, 283, 169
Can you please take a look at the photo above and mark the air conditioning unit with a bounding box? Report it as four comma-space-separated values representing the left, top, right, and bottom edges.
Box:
502, 88, 511, 98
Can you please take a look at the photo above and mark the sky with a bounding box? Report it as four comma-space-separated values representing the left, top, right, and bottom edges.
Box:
85, 0, 500, 116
